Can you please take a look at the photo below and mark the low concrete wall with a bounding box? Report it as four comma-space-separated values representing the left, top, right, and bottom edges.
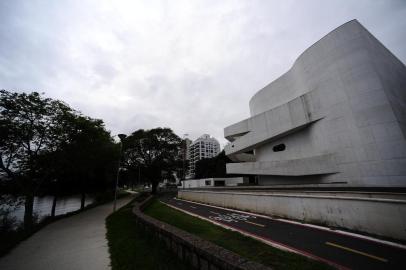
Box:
178, 190, 406, 241
133, 196, 271, 270
181, 177, 247, 189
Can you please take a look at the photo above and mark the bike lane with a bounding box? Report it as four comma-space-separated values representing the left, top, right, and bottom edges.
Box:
161, 197, 406, 270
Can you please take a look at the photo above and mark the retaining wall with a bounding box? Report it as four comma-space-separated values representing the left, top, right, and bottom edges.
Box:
133, 196, 271, 270
178, 190, 406, 241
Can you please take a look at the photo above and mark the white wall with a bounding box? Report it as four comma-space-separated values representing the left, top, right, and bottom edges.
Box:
224, 20, 406, 187
178, 190, 406, 240
181, 177, 246, 189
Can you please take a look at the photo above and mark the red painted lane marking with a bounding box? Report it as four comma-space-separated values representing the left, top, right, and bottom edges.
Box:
165, 200, 349, 270
213, 217, 350, 270
174, 197, 406, 250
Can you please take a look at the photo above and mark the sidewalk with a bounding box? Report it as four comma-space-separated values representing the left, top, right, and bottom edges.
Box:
0, 196, 133, 270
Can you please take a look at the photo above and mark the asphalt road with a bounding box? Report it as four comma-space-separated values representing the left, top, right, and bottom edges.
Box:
161, 196, 406, 270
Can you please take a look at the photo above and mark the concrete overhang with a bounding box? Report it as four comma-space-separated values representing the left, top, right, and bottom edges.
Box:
224, 92, 323, 158
226, 153, 338, 176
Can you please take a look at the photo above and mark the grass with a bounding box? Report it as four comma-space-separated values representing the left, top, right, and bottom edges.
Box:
105, 197, 190, 270
144, 199, 334, 270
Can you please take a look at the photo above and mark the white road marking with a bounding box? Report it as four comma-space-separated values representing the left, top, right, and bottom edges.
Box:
326, 242, 388, 262
245, 220, 265, 227
174, 197, 406, 250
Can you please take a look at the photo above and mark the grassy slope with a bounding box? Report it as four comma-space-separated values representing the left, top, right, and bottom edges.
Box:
144, 199, 334, 270
105, 198, 189, 270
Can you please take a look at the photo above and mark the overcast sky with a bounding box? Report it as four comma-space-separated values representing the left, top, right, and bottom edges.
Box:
1, 0, 405, 146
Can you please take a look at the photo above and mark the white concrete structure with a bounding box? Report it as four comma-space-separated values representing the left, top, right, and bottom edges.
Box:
178, 20, 406, 240
178, 190, 406, 240
224, 20, 406, 188
188, 134, 221, 178
181, 177, 247, 189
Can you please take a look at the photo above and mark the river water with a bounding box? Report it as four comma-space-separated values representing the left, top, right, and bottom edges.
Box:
10, 195, 95, 224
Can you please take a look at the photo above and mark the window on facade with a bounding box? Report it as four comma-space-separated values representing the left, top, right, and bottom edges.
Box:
273, 143, 286, 152
205, 180, 211, 185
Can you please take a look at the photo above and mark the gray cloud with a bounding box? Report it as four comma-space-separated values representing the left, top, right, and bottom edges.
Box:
1, 0, 405, 146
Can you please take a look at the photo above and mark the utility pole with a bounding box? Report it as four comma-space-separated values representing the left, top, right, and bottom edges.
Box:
182, 134, 188, 189
113, 133, 127, 212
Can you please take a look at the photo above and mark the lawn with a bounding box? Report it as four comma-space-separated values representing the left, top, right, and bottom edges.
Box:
105, 197, 189, 270
144, 199, 334, 270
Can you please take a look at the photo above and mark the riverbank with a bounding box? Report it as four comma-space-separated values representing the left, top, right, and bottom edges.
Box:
0, 195, 134, 270
0, 190, 130, 258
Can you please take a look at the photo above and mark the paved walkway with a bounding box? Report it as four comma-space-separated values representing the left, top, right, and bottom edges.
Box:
0, 196, 133, 270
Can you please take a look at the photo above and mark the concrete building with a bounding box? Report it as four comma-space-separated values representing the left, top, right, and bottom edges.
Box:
188, 134, 221, 178
179, 20, 406, 240
224, 19, 406, 188
184, 138, 192, 161
181, 177, 247, 189
182, 138, 192, 179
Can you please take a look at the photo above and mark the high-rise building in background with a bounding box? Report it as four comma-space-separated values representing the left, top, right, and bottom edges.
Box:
182, 138, 192, 178
187, 134, 220, 178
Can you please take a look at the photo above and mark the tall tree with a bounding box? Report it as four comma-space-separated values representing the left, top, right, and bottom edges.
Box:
0, 90, 74, 229
51, 115, 118, 209
121, 128, 182, 193
0, 90, 118, 228
195, 150, 231, 179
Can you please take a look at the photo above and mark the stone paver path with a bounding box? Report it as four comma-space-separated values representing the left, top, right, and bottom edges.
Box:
0, 196, 133, 270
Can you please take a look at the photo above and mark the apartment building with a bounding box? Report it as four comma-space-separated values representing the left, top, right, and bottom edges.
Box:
187, 134, 220, 178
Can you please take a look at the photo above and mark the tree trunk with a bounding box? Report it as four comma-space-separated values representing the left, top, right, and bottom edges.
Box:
80, 192, 86, 210
151, 181, 158, 194
51, 195, 57, 217
24, 193, 34, 230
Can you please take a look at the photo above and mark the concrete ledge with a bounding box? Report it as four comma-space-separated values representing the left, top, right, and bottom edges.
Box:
178, 190, 406, 241
133, 195, 271, 270
226, 154, 339, 176
224, 92, 323, 158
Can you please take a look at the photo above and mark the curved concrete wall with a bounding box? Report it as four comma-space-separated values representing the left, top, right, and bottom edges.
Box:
224, 20, 406, 187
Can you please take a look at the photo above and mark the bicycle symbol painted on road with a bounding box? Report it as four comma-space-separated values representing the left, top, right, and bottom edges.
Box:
208, 212, 256, 223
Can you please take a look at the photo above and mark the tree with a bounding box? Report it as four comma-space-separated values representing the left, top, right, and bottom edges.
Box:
121, 128, 182, 193
0, 90, 118, 229
195, 150, 231, 179
50, 115, 118, 209
0, 90, 75, 229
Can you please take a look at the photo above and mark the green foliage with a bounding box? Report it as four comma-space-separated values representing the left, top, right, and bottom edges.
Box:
144, 200, 333, 270
106, 199, 189, 270
121, 128, 182, 193
0, 89, 118, 228
0, 90, 74, 188
194, 150, 231, 178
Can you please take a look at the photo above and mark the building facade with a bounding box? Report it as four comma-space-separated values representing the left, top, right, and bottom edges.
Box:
224, 20, 406, 188
188, 134, 221, 178
181, 177, 247, 188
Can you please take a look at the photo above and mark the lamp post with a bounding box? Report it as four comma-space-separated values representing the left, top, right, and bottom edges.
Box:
182, 134, 188, 189
113, 133, 127, 212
